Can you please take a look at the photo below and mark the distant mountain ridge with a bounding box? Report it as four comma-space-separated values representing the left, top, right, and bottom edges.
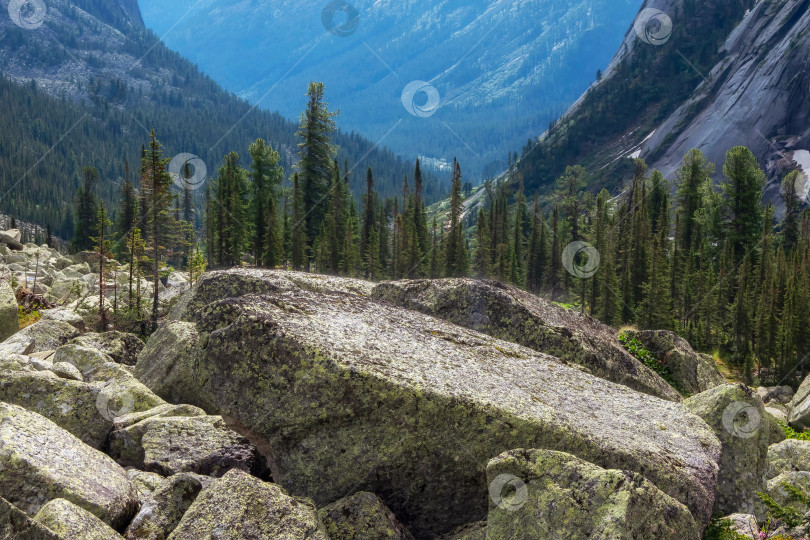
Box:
138, 0, 643, 179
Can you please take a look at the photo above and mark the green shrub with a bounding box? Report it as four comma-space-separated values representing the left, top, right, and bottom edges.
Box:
618, 332, 684, 394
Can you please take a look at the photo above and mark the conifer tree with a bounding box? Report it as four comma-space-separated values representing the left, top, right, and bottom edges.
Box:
721, 146, 766, 262
296, 82, 337, 250
92, 201, 113, 327
445, 158, 468, 277
74, 166, 99, 252
248, 139, 284, 265
141, 129, 181, 331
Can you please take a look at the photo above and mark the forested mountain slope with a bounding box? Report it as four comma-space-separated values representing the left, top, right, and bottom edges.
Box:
0, 0, 437, 237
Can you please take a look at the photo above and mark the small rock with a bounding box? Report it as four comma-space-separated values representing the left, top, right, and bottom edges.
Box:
50, 362, 83, 382
0, 496, 59, 539
756, 471, 810, 521
485, 449, 700, 540
684, 384, 769, 515
0, 371, 113, 448
124, 474, 202, 540
0, 319, 78, 355
318, 492, 414, 540
33, 499, 124, 539
0, 402, 138, 528
169, 469, 329, 539
126, 470, 165, 503
107, 415, 265, 478
720, 513, 759, 539
113, 403, 206, 431
766, 439, 810, 480
71, 331, 144, 366
0, 277, 18, 341
40, 308, 86, 331
625, 329, 726, 395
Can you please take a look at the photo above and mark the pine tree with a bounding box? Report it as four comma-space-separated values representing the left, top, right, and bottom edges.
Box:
248, 139, 283, 265
291, 173, 306, 270
92, 201, 113, 327
74, 166, 99, 252
445, 158, 468, 277
140, 129, 181, 332
721, 146, 766, 262
296, 82, 338, 251
782, 170, 801, 255
474, 208, 492, 278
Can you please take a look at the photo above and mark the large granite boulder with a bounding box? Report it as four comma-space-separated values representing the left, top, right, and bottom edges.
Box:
622, 329, 726, 396
766, 439, 810, 480
0, 371, 113, 448
684, 384, 770, 515
318, 492, 414, 540
167, 469, 328, 539
134, 321, 207, 409
71, 331, 144, 366
485, 449, 700, 539
0, 402, 138, 528
168, 268, 374, 322
137, 277, 721, 537
125, 474, 202, 540
107, 414, 265, 478
33, 499, 124, 540
372, 279, 680, 401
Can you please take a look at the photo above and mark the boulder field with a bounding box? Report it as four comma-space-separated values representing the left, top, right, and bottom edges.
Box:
4, 266, 809, 539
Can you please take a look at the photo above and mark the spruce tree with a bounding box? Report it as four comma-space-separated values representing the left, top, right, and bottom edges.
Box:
721, 146, 766, 262
296, 82, 337, 250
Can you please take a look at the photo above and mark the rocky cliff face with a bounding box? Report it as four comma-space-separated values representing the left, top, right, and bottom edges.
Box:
517, 0, 810, 210
637, 0, 810, 211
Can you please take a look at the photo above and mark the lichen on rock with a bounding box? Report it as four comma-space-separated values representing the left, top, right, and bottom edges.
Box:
0, 402, 138, 528
167, 469, 328, 539
485, 449, 701, 539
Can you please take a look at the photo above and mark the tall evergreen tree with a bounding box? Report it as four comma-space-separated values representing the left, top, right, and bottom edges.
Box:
296, 82, 338, 251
